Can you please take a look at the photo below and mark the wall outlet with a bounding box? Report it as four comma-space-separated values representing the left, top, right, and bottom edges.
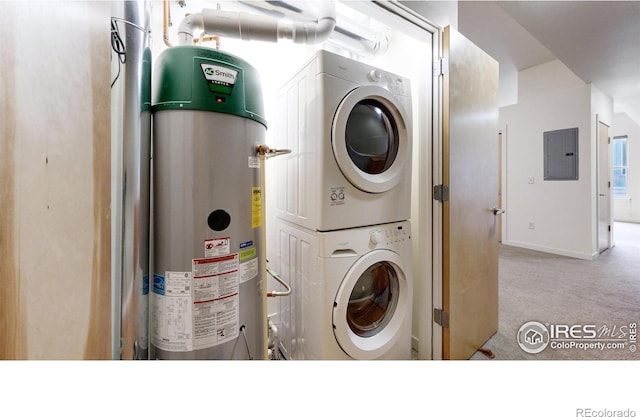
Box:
528, 221, 535, 230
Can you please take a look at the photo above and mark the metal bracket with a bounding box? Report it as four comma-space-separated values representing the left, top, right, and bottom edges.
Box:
433, 57, 449, 77
434, 308, 449, 328
433, 184, 449, 202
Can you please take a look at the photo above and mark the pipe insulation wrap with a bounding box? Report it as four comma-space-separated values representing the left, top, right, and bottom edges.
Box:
177, 0, 336, 45
231, 0, 384, 56
202, 9, 279, 42
282, 16, 336, 44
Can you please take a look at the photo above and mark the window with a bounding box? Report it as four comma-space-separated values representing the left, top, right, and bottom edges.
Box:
612, 136, 628, 198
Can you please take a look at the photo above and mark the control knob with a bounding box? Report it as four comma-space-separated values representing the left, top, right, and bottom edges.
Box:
370, 231, 384, 245
367, 69, 382, 82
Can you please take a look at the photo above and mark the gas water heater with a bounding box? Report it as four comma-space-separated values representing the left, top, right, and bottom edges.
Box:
150, 46, 266, 359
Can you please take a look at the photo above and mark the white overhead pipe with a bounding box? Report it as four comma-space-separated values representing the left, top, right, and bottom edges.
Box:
228, 0, 390, 57
328, 11, 389, 57
177, 0, 336, 45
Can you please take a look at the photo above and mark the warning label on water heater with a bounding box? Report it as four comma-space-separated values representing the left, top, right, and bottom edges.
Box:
192, 254, 240, 350
252, 187, 262, 229
151, 272, 194, 352
205, 237, 230, 257
151, 255, 241, 352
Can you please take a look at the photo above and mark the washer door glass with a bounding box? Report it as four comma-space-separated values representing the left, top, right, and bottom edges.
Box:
333, 249, 409, 360
345, 100, 399, 175
347, 261, 399, 337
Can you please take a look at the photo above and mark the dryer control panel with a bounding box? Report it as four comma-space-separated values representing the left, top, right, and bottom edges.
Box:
384, 75, 408, 97
367, 68, 409, 97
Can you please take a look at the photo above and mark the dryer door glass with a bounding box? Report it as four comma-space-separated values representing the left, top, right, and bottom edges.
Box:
346, 261, 399, 337
345, 100, 399, 175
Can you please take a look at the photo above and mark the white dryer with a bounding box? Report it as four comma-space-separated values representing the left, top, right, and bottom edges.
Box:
272, 219, 413, 360
273, 50, 413, 231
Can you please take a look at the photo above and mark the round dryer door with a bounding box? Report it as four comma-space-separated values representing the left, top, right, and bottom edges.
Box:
332, 249, 410, 359
332, 85, 411, 193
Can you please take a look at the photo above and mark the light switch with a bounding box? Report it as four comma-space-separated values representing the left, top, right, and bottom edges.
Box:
528, 176, 535, 184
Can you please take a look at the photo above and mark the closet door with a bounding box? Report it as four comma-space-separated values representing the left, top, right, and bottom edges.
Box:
441, 26, 500, 360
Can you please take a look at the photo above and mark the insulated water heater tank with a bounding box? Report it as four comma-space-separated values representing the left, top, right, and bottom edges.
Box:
150, 46, 266, 359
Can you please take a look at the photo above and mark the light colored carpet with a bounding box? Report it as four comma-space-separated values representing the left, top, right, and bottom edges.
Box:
471, 221, 640, 360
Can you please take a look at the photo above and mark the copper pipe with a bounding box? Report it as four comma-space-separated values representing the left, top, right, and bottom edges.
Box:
163, 0, 172, 47
193, 35, 221, 50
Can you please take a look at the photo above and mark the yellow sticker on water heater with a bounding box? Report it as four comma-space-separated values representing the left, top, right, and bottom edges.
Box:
252, 187, 262, 229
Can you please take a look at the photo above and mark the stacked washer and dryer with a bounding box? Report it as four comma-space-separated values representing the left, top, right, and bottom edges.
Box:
269, 50, 414, 360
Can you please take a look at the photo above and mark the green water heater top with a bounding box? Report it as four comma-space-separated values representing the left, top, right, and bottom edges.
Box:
151, 46, 267, 127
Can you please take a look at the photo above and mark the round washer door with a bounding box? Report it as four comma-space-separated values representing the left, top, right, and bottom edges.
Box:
332, 85, 411, 194
332, 249, 410, 359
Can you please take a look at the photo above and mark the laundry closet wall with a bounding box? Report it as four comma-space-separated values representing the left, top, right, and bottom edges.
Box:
0, 1, 111, 359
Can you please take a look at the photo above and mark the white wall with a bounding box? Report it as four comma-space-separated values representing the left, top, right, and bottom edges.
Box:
399, 0, 457, 30
499, 67, 518, 108
501, 60, 595, 259
518, 60, 585, 98
613, 113, 640, 223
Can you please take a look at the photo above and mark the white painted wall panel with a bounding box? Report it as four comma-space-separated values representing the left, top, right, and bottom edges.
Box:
501, 60, 593, 259
518, 59, 585, 100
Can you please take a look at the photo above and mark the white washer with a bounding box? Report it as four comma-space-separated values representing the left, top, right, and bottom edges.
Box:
273, 50, 413, 232
272, 219, 413, 360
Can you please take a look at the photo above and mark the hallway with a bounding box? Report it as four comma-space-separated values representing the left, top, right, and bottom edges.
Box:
472, 222, 640, 359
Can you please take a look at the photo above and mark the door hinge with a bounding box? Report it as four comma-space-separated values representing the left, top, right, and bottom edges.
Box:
608, 181, 611, 188
608, 225, 611, 232
433, 57, 449, 77
434, 308, 449, 328
433, 184, 449, 202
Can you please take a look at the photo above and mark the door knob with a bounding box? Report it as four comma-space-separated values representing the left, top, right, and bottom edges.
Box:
492, 206, 505, 215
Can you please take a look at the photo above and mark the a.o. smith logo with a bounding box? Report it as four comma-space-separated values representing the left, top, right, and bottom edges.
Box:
200, 63, 238, 94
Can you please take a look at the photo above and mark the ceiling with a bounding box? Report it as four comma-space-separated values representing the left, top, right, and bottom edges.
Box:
457, 1, 640, 124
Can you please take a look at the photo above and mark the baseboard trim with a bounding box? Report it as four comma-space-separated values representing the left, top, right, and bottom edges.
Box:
502, 240, 594, 261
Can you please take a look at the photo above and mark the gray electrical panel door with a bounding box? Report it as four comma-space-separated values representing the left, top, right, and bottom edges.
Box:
544, 127, 579, 180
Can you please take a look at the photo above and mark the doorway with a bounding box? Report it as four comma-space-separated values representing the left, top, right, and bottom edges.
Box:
598, 119, 611, 253
498, 130, 503, 243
